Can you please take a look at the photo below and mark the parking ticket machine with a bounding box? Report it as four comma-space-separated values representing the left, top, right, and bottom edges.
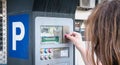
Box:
7, 0, 78, 65
34, 17, 73, 65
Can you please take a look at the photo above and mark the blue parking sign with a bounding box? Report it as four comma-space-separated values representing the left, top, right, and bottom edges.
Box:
8, 14, 29, 60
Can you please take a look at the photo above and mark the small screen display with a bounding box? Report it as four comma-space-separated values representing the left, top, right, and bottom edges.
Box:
40, 26, 63, 43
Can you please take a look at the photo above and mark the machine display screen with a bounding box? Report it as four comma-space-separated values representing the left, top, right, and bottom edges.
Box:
40, 26, 63, 43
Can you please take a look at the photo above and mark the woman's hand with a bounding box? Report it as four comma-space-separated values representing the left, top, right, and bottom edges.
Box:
65, 32, 86, 55
65, 32, 83, 46
65, 32, 91, 65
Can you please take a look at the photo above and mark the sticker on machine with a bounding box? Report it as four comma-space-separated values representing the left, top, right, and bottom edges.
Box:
40, 26, 63, 43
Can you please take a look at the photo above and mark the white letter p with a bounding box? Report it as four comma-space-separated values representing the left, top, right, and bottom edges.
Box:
12, 22, 25, 50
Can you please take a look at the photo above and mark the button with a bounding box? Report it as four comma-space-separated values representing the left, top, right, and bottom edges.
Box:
48, 48, 52, 53
40, 49, 44, 54
40, 56, 44, 60
44, 48, 47, 53
44, 55, 48, 60
48, 55, 51, 59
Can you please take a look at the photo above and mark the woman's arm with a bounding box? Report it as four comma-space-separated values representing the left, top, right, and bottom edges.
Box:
65, 32, 90, 65
65, 32, 102, 65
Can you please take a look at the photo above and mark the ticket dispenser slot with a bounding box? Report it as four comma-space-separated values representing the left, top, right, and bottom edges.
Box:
63, 26, 70, 43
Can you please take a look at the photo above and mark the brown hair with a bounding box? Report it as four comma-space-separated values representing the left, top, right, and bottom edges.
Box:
85, 0, 120, 65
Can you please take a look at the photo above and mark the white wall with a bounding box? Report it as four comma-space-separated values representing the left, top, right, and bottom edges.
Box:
75, 10, 92, 65
75, 10, 92, 20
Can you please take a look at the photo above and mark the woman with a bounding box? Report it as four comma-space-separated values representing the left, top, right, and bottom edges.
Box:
65, 0, 120, 65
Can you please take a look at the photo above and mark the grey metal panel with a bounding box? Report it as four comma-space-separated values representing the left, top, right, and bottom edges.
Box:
33, 12, 74, 19
7, 58, 31, 65
32, 0, 79, 14
30, 12, 36, 65
35, 17, 74, 65
7, 0, 33, 13
7, 0, 78, 14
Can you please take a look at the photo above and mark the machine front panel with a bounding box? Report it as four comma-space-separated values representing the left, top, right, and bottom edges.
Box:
35, 17, 74, 65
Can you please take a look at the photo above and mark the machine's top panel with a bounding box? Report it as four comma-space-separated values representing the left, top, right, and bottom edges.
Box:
7, 0, 79, 14
33, 0, 79, 14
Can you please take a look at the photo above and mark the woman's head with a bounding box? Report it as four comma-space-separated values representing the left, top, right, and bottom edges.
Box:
85, 0, 120, 65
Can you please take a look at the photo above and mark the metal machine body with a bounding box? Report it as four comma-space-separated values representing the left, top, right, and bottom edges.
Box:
7, 0, 78, 65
